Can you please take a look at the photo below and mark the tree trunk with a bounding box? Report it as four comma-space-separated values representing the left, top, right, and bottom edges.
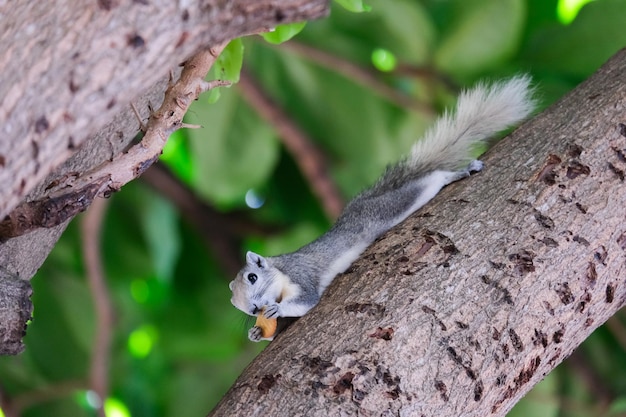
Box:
208, 49, 626, 416
0, 0, 329, 355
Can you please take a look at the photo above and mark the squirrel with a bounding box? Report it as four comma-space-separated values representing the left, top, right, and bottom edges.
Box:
229, 75, 535, 342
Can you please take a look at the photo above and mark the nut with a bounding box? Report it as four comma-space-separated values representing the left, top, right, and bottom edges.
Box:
255, 307, 278, 339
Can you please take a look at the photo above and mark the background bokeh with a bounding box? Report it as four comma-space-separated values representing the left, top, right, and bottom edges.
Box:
1, 0, 626, 416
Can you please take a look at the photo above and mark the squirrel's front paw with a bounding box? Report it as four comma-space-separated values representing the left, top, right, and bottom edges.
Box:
248, 325, 275, 342
248, 326, 264, 342
263, 304, 280, 319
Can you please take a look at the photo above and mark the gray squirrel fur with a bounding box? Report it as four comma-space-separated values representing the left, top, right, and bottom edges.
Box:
229, 75, 536, 341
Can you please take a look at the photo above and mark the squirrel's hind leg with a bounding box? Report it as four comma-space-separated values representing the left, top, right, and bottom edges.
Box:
442, 160, 484, 185
467, 159, 484, 174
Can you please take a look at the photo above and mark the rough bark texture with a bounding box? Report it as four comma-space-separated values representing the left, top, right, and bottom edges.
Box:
0, 268, 32, 355
0, 0, 328, 219
0, 0, 329, 355
208, 49, 626, 416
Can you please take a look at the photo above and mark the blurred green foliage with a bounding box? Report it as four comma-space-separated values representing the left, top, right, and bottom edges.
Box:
2, 0, 626, 416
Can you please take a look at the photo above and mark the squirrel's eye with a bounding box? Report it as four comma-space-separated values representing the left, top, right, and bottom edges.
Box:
247, 273, 258, 284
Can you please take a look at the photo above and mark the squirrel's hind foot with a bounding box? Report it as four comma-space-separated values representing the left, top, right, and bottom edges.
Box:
467, 160, 484, 173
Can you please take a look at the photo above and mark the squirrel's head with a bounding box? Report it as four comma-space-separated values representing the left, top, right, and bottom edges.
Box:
229, 251, 285, 316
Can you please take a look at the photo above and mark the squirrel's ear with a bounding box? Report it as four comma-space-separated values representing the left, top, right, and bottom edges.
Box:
246, 251, 268, 269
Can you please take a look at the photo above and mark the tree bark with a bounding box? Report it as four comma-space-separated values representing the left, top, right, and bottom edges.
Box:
0, 267, 32, 356
0, 0, 328, 220
0, 0, 329, 355
208, 49, 626, 416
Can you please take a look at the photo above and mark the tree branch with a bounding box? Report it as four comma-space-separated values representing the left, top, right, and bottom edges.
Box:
0, 267, 32, 355
0, 43, 229, 240
208, 48, 626, 417
80, 197, 112, 416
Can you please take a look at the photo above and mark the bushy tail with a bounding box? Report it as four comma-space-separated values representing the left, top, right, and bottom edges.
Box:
407, 74, 536, 172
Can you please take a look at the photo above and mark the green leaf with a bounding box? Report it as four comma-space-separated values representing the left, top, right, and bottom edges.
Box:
206, 88, 221, 104
139, 190, 181, 282
207, 38, 244, 102
334, 0, 372, 12
608, 397, 626, 414
556, 0, 595, 24
102, 184, 155, 280
525, 0, 626, 77
212, 38, 244, 83
368, 0, 434, 64
25, 267, 91, 380
185, 87, 279, 207
435, 0, 526, 77
160, 129, 194, 184
261, 22, 307, 44
253, 222, 326, 256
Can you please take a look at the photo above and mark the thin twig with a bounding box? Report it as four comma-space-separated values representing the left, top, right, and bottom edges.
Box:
80, 197, 112, 417
279, 41, 434, 117
0, 41, 230, 240
68, 43, 231, 197
130, 102, 146, 131
238, 70, 344, 220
